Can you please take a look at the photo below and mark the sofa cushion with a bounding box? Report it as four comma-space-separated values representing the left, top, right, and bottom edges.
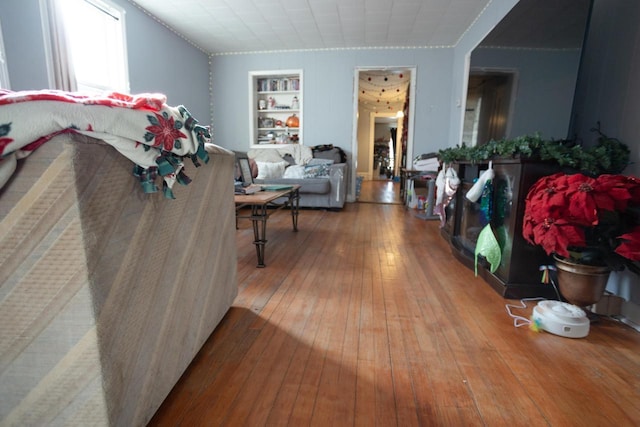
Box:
283, 164, 305, 179
275, 145, 313, 165
307, 158, 334, 166
248, 145, 313, 166
256, 161, 287, 179
248, 149, 285, 163
303, 163, 330, 178
258, 177, 331, 194
282, 153, 296, 166
311, 145, 346, 163
297, 178, 331, 194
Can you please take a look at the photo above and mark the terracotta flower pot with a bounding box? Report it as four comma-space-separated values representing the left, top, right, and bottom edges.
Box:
554, 255, 611, 307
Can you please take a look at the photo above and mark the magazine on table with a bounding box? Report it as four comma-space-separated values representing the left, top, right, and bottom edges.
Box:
261, 184, 294, 191
234, 183, 263, 194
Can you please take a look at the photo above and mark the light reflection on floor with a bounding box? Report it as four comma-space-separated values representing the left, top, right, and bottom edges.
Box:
357, 179, 402, 204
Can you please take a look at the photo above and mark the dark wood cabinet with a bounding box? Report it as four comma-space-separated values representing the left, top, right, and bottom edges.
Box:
441, 159, 560, 299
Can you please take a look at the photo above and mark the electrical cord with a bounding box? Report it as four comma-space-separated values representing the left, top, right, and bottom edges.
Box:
505, 265, 564, 328
505, 297, 546, 328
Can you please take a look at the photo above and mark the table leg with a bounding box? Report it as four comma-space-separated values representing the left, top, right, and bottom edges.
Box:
251, 204, 268, 268
289, 188, 300, 232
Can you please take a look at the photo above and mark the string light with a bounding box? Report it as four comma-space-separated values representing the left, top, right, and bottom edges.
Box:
359, 71, 409, 109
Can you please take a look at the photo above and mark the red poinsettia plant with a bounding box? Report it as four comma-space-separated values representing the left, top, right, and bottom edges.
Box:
523, 172, 640, 273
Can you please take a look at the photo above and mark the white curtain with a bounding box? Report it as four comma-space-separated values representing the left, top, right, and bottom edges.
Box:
44, 0, 77, 91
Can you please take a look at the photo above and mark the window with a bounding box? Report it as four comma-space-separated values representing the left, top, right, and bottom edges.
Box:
60, 0, 129, 93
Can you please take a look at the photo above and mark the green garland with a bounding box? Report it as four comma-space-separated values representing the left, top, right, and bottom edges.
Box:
438, 129, 631, 176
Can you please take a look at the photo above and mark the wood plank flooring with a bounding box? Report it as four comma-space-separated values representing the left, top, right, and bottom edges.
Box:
149, 200, 640, 426
356, 179, 402, 204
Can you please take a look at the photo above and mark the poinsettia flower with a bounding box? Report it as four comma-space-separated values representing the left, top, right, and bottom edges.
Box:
522, 215, 537, 245
530, 217, 586, 258
524, 171, 640, 270
525, 173, 558, 197
524, 173, 571, 222
615, 227, 640, 261
0, 122, 13, 156
557, 174, 599, 226
526, 173, 568, 204
0, 136, 13, 156
592, 174, 632, 211
145, 112, 187, 151
623, 176, 640, 205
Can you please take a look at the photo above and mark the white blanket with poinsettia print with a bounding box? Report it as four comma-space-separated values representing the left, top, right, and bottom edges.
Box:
0, 90, 212, 197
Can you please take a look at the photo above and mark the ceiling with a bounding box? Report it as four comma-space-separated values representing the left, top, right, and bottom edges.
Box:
479, 0, 591, 49
128, 0, 589, 56
355, 0, 590, 114
126, 0, 591, 113
128, 0, 491, 55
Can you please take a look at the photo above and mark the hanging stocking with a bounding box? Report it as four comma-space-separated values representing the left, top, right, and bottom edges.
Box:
479, 177, 493, 226
466, 161, 494, 203
434, 164, 460, 227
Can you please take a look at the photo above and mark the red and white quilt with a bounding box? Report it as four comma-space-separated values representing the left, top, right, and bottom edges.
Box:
0, 89, 211, 197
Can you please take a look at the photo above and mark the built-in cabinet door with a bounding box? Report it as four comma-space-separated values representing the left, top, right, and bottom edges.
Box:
444, 159, 560, 298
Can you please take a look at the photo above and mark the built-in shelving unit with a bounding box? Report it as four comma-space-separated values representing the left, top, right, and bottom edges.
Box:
249, 70, 303, 147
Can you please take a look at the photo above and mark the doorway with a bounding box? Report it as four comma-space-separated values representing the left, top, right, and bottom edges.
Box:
463, 71, 515, 146
372, 114, 402, 180
352, 67, 415, 204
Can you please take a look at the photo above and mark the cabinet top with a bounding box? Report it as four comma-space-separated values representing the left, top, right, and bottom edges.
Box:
249, 69, 302, 77
257, 90, 299, 94
454, 158, 557, 166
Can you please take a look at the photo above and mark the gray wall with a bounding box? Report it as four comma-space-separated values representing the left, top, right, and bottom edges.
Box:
210, 48, 454, 159
0, 0, 521, 173
0, 0, 50, 90
450, 0, 581, 145
571, 0, 640, 178
449, 0, 520, 150
210, 0, 524, 159
470, 48, 582, 140
0, 0, 211, 122
570, 0, 640, 312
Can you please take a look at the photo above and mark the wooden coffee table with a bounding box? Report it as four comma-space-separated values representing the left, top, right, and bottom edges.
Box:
234, 185, 300, 267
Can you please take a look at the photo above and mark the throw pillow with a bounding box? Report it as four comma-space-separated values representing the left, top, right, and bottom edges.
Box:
248, 149, 286, 163
307, 158, 334, 166
312, 145, 347, 163
282, 153, 296, 166
303, 164, 330, 178
283, 165, 305, 179
256, 161, 287, 179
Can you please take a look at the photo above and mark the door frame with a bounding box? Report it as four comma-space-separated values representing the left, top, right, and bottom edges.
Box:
350, 66, 416, 202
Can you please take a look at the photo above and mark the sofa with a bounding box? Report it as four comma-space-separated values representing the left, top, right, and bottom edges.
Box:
1, 134, 238, 426
245, 144, 348, 209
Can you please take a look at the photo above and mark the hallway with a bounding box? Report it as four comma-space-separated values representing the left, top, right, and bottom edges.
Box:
356, 178, 402, 205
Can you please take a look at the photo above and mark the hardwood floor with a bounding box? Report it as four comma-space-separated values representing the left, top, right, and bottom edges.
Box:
149, 203, 640, 426
357, 178, 402, 204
